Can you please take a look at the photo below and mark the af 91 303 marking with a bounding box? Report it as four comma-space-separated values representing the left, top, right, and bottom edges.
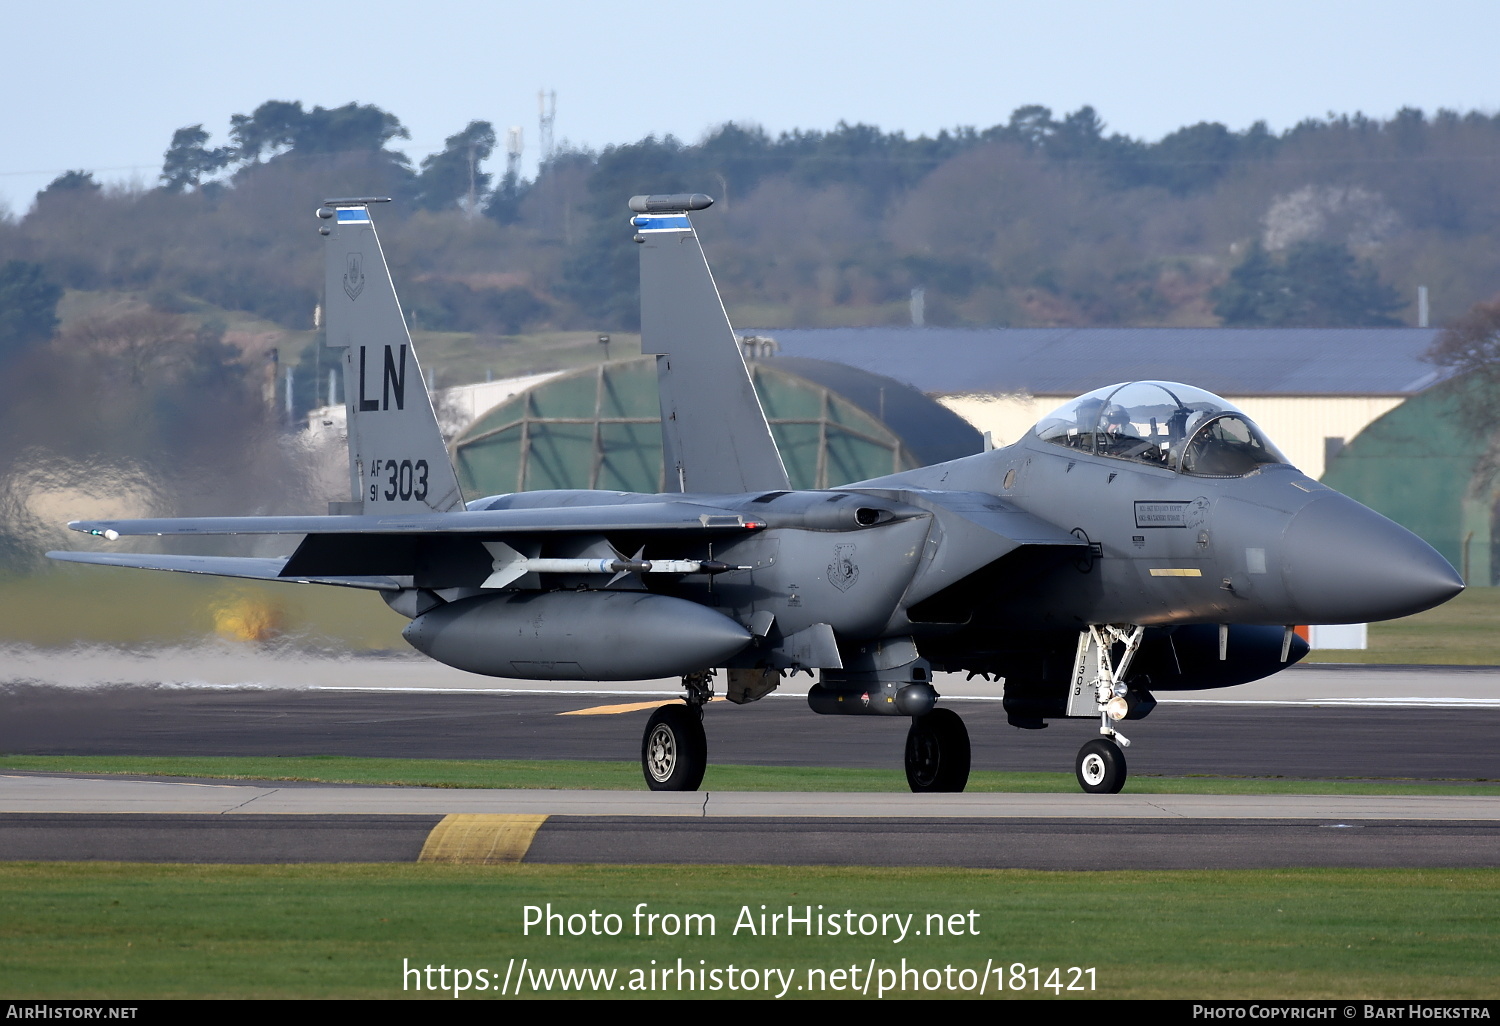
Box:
370, 459, 430, 504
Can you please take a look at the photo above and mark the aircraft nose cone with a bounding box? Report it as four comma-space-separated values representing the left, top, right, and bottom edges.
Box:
1281, 494, 1464, 623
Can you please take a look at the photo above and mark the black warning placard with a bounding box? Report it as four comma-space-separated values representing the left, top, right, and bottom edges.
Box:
1134, 501, 1190, 528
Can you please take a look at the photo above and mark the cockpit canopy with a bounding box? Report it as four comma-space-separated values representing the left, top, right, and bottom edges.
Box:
1034, 381, 1290, 477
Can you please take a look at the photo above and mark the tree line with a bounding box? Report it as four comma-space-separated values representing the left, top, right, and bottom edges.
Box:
8, 99, 1500, 341
8, 99, 1500, 570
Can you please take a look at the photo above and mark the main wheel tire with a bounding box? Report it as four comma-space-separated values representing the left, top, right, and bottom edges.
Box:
642, 704, 707, 792
1075, 737, 1127, 794
904, 708, 971, 793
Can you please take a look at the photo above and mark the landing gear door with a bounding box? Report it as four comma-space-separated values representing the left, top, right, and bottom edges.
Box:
1067, 630, 1106, 717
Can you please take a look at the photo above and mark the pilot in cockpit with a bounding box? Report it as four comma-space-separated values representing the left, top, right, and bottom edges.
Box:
1073, 397, 1105, 443
1034, 381, 1291, 478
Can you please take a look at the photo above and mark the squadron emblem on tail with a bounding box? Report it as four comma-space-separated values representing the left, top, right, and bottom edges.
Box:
342, 253, 365, 301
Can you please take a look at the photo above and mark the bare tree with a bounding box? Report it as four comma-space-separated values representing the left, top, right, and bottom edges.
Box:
56, 309, 196, 385
1426, 296, 1500, 382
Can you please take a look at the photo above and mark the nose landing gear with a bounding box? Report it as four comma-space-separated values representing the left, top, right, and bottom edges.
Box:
1069, 624, 1145, 794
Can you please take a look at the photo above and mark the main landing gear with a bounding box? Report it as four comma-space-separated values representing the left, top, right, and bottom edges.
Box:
641, 671, 712, 791
904, 708, 971, 793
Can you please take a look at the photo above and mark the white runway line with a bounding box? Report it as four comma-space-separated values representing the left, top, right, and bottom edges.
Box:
1160, 697, 1500, 708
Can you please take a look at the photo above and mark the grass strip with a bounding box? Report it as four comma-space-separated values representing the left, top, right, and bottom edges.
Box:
0, 864, 1494, 999
2, 754, 1496, 795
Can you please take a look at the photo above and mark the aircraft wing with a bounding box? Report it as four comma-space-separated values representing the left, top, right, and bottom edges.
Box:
60, 501, 768, 586
45, 551, 403, 591
67, 501, 764, 538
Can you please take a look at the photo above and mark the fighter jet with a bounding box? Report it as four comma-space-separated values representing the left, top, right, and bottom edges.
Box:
50, 194, 1464, 794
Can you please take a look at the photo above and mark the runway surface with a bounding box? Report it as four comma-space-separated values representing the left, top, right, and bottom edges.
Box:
3, 649, 1498, 867
4, 682, 1499, 780
4, 778, 1499, 868
3, 809, 1497, 869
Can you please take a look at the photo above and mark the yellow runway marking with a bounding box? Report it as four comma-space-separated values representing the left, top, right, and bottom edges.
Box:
559, 697, 726, 716
418, 814, 549, 864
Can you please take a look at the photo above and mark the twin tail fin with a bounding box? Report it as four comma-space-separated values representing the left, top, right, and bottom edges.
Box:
632, 194, 790, 495
320, 198, 464, 514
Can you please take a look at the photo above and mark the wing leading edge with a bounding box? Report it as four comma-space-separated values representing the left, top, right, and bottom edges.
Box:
66, 501, 766, 539
62, 501, 769, 586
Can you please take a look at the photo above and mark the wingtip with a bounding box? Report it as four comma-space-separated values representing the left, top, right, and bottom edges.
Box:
67, 522, 120, 540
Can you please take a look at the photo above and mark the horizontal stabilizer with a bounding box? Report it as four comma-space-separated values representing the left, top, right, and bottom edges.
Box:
46, 551, 402, 590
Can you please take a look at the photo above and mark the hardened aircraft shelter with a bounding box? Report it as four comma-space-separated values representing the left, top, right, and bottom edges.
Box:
450, 355, 981, 495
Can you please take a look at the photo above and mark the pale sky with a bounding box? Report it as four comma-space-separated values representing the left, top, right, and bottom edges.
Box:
3, 0, 1497, 214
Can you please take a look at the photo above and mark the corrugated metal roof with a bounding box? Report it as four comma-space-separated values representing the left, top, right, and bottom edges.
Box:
749, 327, 1446, 397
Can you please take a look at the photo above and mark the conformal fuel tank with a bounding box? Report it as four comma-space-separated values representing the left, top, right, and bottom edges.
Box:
402, 590, 753, 680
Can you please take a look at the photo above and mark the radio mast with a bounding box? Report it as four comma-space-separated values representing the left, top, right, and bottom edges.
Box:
538, 89, 556, 165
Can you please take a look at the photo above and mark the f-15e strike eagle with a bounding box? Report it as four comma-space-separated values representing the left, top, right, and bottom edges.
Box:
52, 194, 1464, 794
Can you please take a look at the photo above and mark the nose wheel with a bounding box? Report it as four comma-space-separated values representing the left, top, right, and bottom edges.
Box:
1075, 737, 1127, 794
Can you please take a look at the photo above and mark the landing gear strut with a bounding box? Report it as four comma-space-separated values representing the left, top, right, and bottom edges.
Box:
904, 708, 971, 793
1070, 624, 1144, 794
641, 671, 712, 792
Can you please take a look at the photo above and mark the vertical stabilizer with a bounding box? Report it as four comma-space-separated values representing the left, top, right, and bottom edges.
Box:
633, 194, 790, 494
320, 199, 464, 514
